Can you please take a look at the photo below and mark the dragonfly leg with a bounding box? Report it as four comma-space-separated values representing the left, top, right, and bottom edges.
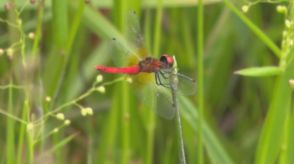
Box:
154, 72, 167, 87
159, 70, 169, 79
155, 72, 169, 88
155, 73, 160, 85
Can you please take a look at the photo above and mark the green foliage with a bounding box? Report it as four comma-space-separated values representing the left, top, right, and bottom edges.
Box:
235, 66, 282, 76
0, 0, 293, 163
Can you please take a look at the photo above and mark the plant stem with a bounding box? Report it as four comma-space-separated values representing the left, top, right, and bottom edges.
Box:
32, 0, 45, 56
6, 79, 15, 164
197, 0, 204, 163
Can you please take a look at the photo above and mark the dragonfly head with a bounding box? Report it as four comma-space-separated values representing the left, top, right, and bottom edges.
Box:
160, 54, 174, 68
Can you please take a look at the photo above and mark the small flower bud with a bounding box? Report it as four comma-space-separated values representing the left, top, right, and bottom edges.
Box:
276, 5, 287, 14
0, 48, 4, 56
288, 39, 293, 46
96, 75, 103, 83
86, 107, 93, 116
285, 19, 291, 29
45, 96, 51, 102
53, 128, 59, 133
6, 48, 14, 59
288, 79, 294, 91
96, 86, 105, 93
64, 119, 71, 125
283, 30, 288, 37
28, 32, 35, 39
27, 123, 34, 131
126, 77, 133, 83
81, 108, 87, 116
241, 5, 249, 13
56, 113, 65, 120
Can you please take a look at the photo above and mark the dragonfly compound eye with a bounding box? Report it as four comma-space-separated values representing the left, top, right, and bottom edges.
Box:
160, 54, 174, 67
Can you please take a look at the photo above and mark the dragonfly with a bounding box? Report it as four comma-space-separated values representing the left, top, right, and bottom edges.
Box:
96, 54, 195, 88
95, 11, 196, 118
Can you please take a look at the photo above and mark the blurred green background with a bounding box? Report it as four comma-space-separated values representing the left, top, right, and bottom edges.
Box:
0, 0, 293, 163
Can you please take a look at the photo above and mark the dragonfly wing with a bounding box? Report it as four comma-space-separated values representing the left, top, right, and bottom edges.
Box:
138, 83, 176, 119
126, 10, 146, 52
155, 70, 196, 96
155, 86, 176, 119
176, 72, 197, 96
107, 37, 139, 67
107, 11, 149, 67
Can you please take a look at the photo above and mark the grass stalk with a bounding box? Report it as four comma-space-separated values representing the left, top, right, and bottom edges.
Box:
197, 0, 204, 163
121, 82, 131, 164
32, 0, 45, 56
145, 9, 155, 164
25, 99, 34, 163
16, 101, 28, 164
113, 1, 130, 164
6, 79, 15, 164
152, 0, 163, 58
6, 0, 18, 162
144, 1, 163, 163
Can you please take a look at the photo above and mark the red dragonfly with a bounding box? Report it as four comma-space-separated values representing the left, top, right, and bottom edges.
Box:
96, 54, 189, 88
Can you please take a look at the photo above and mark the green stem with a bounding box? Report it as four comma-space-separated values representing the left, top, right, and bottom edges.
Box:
32, 0, 45, 56
197, 0, 204, 163
121, 82, 130, 164
16, 101, 28, 164
6, 79, 15, 164
144, 9, 154, 164
153, 0, 163, 57
25, 99, 34, 163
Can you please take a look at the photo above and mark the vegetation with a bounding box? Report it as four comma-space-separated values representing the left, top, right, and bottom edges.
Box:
0, 0, 293, 163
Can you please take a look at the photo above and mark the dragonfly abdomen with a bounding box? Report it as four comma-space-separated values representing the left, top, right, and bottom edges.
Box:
96, 65, 140, 74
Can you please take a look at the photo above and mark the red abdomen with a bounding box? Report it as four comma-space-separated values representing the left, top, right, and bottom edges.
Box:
96, 65, 141, 74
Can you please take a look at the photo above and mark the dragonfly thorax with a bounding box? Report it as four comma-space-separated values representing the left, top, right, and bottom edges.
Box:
138, 57, 162, 73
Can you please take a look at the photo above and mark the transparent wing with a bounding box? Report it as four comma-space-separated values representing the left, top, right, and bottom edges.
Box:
155, 70, 196, 96
176, 72, 197, 96
155, 86, 176, 119
138, 81, 176, 119
107, 10, 149, 67
126, 10, 146, 53
134, 72, 194, 119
